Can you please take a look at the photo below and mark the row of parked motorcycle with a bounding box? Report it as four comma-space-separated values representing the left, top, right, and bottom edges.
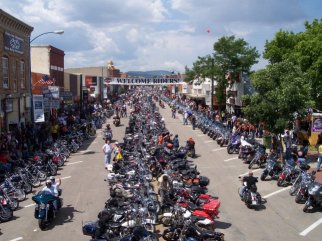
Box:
0, 110, 106, 226
82, 92, 225, 241
162, 95, 322, 213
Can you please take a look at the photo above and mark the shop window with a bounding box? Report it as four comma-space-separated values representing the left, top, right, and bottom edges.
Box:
20, 60, 25, 89
2, 56, 9, 89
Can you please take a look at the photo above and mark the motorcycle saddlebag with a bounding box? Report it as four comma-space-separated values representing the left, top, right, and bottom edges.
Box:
191, 186, 207, 194
198, 176, 210, 187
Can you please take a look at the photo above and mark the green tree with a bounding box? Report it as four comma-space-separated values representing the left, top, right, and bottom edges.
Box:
186, 36, 259, 110
263, 19, 322, 109
213, 36, 260, 109
243, 61, 313, 133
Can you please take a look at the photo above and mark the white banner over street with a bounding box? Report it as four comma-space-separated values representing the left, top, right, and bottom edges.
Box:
105, 78, 184, 85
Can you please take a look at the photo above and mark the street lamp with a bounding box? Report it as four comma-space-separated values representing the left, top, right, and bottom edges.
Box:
30, 30, 64, 43
29, 30, 64, 123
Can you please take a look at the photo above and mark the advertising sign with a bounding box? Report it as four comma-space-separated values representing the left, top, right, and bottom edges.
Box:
33, 95, 45, 122
4, 32, 24, 54
312, 117, 322, 132
43, 86, 60, 99
108, 78, 183, 85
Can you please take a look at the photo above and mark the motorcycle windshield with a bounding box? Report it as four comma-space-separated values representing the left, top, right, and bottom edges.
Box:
32, 191, 56, 204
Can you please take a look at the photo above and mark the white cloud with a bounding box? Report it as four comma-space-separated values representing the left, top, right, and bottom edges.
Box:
1, 0, 321, 72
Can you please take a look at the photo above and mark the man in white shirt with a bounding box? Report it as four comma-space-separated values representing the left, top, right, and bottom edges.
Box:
102, 139, 112, 169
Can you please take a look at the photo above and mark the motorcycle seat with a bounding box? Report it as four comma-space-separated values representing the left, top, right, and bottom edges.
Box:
109, 222, 122, 228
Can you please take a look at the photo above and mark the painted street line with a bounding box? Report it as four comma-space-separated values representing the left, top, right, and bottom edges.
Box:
224, 157, 238, 162
204, 140, 214, 143
79, 150, 93, 153
61, 176, 72, 180
300, 217, 322, 236
239, 168, 262, 177
9, 237, 23, 241
198, 134, 205, 137
211, 147, 226, 152
263, 186, 291, 199
66, 161, 83, 165
23, 204, 35, 208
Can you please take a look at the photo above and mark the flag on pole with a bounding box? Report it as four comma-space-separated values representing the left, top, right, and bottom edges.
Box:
39, 75, 54, 85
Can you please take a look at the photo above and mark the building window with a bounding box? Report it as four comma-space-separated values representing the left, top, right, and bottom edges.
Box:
2, 56, 9, 89
20, 60, 25, 89
13, 60, 18, 92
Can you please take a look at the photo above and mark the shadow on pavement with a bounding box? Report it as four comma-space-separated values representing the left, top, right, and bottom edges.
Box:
216, 220, 232, 229
46, 204, 83, 230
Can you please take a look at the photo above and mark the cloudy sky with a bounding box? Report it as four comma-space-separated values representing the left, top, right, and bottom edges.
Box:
2, 0, 322, 72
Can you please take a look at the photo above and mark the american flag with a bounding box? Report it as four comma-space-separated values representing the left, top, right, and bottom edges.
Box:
39, 75, 54, 85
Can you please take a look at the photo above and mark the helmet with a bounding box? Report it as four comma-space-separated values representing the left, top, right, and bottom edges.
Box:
50, 176, 55, 182
46, 179, 52, 188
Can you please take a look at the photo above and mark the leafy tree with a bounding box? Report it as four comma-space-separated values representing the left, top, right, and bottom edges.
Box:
185, 36, 259, 110
243, 61, 313, 133
213, 36, 260, 109
263, 19, 322, 109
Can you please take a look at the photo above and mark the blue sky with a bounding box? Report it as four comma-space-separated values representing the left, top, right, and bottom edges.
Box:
1, 0, 322, 72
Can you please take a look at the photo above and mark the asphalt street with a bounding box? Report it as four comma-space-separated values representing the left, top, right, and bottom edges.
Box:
0, 116, 125, 241
1, 104, 321, 241
157, 104, 322, 241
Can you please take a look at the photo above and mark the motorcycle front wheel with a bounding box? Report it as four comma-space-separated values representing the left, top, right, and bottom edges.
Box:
162, 229, 179, 241
303, 200, 311, 213
9, 198, 19, 211
23, 182, 33, 194
0, 205, 13, 222
227, 145, 234, 154
260, 172, 267, 181
30, 177, 41, 188
277, 179, 284, 187
160, 216, 172, 226
295, 193, 304, 203
289, 184, 299, 196
38, 170, 47, 182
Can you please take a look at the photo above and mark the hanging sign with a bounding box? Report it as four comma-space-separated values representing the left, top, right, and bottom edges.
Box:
33, 95, 45, 122
106, 78, 183, 85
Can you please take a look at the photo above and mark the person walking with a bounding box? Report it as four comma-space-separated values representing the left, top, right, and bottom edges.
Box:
171, 106, 176, 119
102, 139, 112, 170
191, 115, 196, 130
183, 110, 189, 125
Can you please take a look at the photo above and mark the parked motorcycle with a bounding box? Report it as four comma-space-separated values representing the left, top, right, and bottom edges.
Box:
277, 164, 300, 187
0, 187, 19, 211
227, 133, 240, 154
260, 154, 282, 181
303, 181, 322, 213
163, 218, 224, 241
0, 195, 14, 222
294, 171, 316, 204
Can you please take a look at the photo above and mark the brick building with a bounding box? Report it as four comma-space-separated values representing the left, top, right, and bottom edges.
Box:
0, 9, 33, 131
